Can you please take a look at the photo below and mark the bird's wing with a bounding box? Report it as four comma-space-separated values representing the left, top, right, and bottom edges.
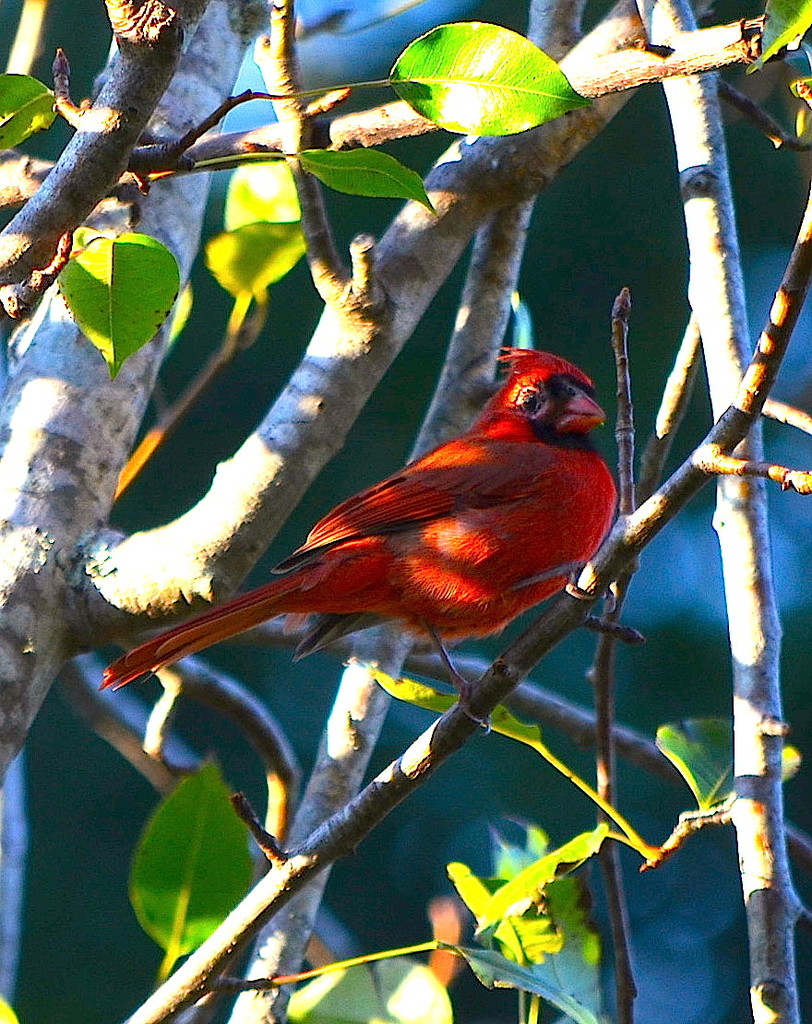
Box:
274, 440, 553, 573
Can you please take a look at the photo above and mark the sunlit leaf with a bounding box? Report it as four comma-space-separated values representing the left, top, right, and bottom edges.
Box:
129, 763, 252, 978
299, 149, 434, 209
59, 233, 180, 377
452, 946, 602, 1024
656, 718, 733, 810
758, 0, 812, 67
447, 861, 503, 919
390, 22, 588, 136
373, 669, 455, 713
0, 998, 19, 1024
224, 161, 301, 230
288, 960, 453, 1024
0, 73, 55, 147
477, 827, 609, 929
205, 221, 306, 298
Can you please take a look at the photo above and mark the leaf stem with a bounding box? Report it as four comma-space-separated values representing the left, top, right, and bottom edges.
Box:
222, 939, 442, 990
528, 737, 658, 859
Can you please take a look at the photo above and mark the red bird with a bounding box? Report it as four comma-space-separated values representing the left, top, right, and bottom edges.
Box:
103, 350, 617, 691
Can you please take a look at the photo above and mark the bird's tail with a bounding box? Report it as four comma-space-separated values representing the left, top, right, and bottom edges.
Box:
102, 577, 306, 690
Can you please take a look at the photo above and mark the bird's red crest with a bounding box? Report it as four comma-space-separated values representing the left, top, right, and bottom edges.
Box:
498, 348, 594, 390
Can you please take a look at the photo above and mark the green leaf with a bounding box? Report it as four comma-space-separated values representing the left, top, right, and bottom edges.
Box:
288, 960, 453, 1024
453, 946, 603, 1024
491, 908, 563, 965
59, 232, 180, 377
477, 827, 609, 930
390, 22, 589, 136
0, 74, 55, 147
129, 763, 252, 978
532, 876, 603, 1015
449, 861, 562, 964
298, 149, 434, 210
374, 667, 542, 744
491, 821, 549, 880
656, 719, 733, 810
224, 161, 301, 230
447, 861, 504, 919
373, 669, 455, 714
757, 0, 812, 67
205, 222, 306, 298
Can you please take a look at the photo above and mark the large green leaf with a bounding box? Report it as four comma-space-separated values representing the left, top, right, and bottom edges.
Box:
299, 149, 433, 209
454, 946, 603, 1024
205, 221, 306, 298
0, 73, 55, 147
656, 718, 733, 811
129, 763, 252, 978
390, 22, 589, 136
288, 960, 453, 1024
58, 232, 180, 377
656, 717, 801, 809
758, 0, 812, 67
224, 161, 301, 230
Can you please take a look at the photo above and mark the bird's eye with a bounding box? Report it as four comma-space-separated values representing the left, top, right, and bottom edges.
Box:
517, 385, 544, 415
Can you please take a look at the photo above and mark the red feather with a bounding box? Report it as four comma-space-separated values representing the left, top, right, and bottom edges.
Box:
103, 351, 616, 689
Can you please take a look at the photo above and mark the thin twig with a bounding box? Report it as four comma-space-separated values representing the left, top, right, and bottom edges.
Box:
52, 48, 84, 128
763, 398, 812, 435
1, 231, 74, 320
589, 289, 637, 1024
232, 793, 287, 867
115, 293, 268, 499
719, 79, 812, 151
694, 446, 812, 493
642, 796, 735, 871
143, 671, 183, 763
59, 659, 189, 790
169, 656, 301, 840
612, 287, 636, 516
255, 5, 348, 302
128, 90, 285, 175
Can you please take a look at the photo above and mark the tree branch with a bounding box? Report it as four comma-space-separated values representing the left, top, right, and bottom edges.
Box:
0, 0, 211, 317
637, 1, 800, 1016
83, 0, 645, 645
0, 0, 261, 781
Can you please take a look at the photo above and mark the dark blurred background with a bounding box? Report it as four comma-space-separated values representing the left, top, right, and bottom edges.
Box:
3, 0, 812, 1021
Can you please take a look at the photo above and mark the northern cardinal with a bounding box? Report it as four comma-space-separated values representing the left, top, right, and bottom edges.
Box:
103, 349, 616, 691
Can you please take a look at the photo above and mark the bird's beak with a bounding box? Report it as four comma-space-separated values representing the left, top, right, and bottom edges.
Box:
557, 391, 606, 433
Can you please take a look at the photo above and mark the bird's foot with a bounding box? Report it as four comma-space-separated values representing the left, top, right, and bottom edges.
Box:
426, 624, 490, 730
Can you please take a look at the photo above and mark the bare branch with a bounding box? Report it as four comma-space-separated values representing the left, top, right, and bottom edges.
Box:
0, 0, 260, 781
134, 17, 767, 178
256, 4, 349, 302
84, 1, 646, 644
0, 0, 205, 316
